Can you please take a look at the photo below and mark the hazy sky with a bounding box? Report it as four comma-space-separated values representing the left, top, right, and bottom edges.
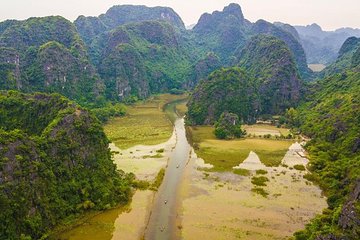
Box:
0, 0, 359, 30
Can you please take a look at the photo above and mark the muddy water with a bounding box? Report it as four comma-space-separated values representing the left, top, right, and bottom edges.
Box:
54, 97, 327, 240
144, 117, 191, 239
180, 145, 327, 240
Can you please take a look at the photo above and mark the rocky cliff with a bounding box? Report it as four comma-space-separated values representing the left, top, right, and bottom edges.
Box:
0, 91, 133, 239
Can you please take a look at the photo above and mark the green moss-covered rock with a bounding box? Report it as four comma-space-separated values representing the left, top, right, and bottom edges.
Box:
0, 91, 133, 239
187, 35, 302, 125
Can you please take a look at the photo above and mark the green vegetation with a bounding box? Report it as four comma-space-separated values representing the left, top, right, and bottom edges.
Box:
251, 176, 270, 186
142, 153, 163, 159
293, 165, 306, 171
94, 20, 194, 101
192, 4, 309, 79
233, 168, 251, 176
256, 169, 268, 175
0, 17, 104, 106
214, 112, 246, 139
187, 36, 302, 126
320, 37, 360, 77
104, 94, 186, 149
0, 91, 133, 239
91, 103, 127, 123
187, 67, 258, 125
150, 168, 166, 191
291, 64, 360, 237
237, 35, 302, 114
256, 149, 290, 167
132, 180, 150, 190
187, 125, 293, 171
251, 187, 269, 198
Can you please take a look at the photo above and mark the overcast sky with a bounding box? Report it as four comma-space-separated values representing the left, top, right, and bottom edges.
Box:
0, 0, 359, 30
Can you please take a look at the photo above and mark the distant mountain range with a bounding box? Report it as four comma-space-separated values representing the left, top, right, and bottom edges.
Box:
294, 23, 360, 65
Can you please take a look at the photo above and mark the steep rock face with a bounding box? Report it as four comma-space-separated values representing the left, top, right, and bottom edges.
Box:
187, 52, 221, 88
251, 20, 310, 79
187, 67, 259, 125
99, 43, 149, 100
295, 23, 360, 65
237, 35, 301, 114
338, 37, 360, 58
192, 3, 250, 63
274, 22, 301, 42
338, 180, 360, 232
0, 20, 18, 35
74, 4, 185, 43
0, 91, 133, 239
194, 3, 246, 34
97, 21, 192, 100
74, 16, 108, 44
99, 5, 185, 29
294, 71, 360, 240
0, 47, 21, 90
187, 35, 302, 125
192, 3, 309, 79
321, 37, 360, 77
0, 16, 79, 52
0, 17, 103, 105
351, 44, 360, 68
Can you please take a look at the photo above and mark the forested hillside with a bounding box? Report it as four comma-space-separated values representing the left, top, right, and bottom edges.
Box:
94, 20, 194, 101
1, 3, 359, 239
295, 23, 360, 65
0, 3, 311, 104
320, 37, 360, 77
187, 35, 301, 125
192, 3, 311, 79
293, 42, 360, 239
0, 91, 133, 239
0, 16, 103, 106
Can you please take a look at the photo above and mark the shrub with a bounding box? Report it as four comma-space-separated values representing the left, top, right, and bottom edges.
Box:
233, 168, 251, 176
251, 176, 269, 186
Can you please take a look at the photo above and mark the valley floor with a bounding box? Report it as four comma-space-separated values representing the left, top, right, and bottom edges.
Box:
56, 94, 327, 240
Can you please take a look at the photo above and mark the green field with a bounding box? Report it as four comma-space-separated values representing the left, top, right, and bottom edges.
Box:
188, 126, 294, 171
104, 94, 187, 149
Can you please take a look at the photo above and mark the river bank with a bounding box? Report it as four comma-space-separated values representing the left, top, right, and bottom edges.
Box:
55, 95, 327, 240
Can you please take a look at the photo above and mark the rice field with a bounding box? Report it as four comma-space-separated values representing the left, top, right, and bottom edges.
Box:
104, 94, 187, 149
188, 125, 294, 171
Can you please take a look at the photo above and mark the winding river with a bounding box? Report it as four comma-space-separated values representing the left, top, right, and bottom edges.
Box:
144, 116, 190, 239
55, 98, 327, 240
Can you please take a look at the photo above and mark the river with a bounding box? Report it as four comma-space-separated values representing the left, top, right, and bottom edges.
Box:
144, 117, 191, 239
55, 98, 327, 240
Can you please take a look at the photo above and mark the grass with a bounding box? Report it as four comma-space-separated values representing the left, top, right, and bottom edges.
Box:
150, 168, 165, 191
175, 101, 188, 117
132, 180, 150, 190
104, 94, 187, 149
243, 124, 290, 137
233, 168, 251, 176
142, 153, 163, 159
255, 169, 268, 175
251, 176, 269, 186
251, 187, 269, 197
294, 164, 306, 171
188, 126, 293, 171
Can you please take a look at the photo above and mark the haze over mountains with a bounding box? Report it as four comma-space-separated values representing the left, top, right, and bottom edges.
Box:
1, 3, 359, 106
294, 23, 360, 65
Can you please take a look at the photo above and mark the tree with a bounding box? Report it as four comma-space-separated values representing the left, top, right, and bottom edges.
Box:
214, 112, 246, 139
